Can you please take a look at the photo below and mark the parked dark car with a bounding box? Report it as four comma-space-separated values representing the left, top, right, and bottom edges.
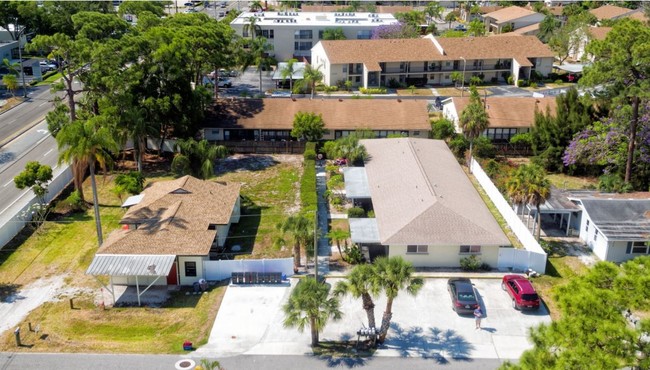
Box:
447, 278, 479, 314
502, 275, 540, 310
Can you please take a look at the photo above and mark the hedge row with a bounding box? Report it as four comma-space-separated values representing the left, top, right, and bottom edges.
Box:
301, 142, 317, 214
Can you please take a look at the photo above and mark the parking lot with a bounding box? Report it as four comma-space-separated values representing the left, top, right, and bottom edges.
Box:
195, 278, 551, 361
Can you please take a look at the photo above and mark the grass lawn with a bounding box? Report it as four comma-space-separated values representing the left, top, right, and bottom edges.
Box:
434, 86, 493, 97
215, 159, 302, 258
532, 242, 588, 320
396, 88, 433, 96
35, 72, 62, 86
547, 173, 597, 190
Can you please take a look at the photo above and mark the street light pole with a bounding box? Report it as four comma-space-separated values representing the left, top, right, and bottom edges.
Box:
460, 56, 466, 98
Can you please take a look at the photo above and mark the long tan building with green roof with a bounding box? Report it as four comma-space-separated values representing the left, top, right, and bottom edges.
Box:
311, 34, 554, 88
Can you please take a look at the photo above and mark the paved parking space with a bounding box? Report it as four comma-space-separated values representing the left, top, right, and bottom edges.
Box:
195, 278, 550, 361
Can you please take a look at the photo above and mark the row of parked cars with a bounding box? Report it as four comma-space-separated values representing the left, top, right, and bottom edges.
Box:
447, 275, 541, 315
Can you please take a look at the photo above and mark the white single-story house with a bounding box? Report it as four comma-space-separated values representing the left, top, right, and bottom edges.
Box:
87, 176, 241, 304
343, 138, 511, 268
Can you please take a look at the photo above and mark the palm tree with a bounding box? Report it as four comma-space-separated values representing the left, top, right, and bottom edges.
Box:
516, 164, 551, 241
249, 1, 264, 12
2, 58, 20, 75
241, 36, 273, 94
459, 86, 489, 172
121, 106, 156, 172
326, 228, 350, 258
425, 3, 444, 23
275, 214, 314, 270
243, 16, 261, 40
333, 264, 380, 340
2, 74, 18, 97
56, 116, 119, 246
374, 256, 423, 343
283, 277, 342, 347
171, 138, 228, 179
301, 64, 324, 99
281, 58, 298, 92
506, 171, 528, 218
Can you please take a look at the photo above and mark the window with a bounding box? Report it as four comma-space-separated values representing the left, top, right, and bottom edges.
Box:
594, 229, 599, 241
629, 241, 649, 254
355, 76, 360, 83
413, 131, 420, 136
356, 30, 372, 39
294, 30, 312, 39
342, 65, 347, 73
294, 41, 312, 51
444, 75, 450, 80
261, 30, 274, 39
460, 245, 481, 254
318, 30, 324, 39
185, 261, 197, 277
407, 245, 428, 254
585, 219, 589, 232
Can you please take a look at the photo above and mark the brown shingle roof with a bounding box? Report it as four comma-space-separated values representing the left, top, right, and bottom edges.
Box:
478, 6, 504, 15
627, 12, 649, 23
319, 38, 444, 64
451, 96, 557, 128
484, 6, 539, 23
589, 5, 637, 20
319, 35, 554, 66
361, 138, 509, 246
436, 35, 555, 60
99, 176, 241, 256
203, 99, 431, 131
589, 26, 612, 41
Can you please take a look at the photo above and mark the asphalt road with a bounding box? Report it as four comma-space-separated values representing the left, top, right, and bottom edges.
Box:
0, 85, 54, 148
0, 352, 506, 370
0, 121, 58, 222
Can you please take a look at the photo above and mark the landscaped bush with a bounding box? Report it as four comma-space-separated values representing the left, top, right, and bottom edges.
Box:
516, 79, 530, 87
366, 210, 375, 218
460, 255, 482, 271
359, 87, 387, 95
387, 78, 400, 88
507, 75, 514, 85
448, 135, 469, 160
60, 190, 86, 212
301, 143, 318, 213
554, 79, 563, 85
431, 118, 456, 140
343, 244, 365, 264
530, 82, 538, 89
327, 174, 343, 189
474, 136, 496, 158
347, 206, 365, 218
484, 159, 501, 178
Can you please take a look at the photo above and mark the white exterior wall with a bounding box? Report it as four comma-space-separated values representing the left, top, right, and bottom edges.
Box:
111, 275, 167, 286
179, 256, 206, 285
511, 14, 545, 30
311, 43, 331, 85
388, 245, 500, 268
534, 57, 554, 77
202, 128, 225, 141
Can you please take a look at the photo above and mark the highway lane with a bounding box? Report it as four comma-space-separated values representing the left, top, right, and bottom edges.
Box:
0, 85, 54, 148
0, 121, 57, 222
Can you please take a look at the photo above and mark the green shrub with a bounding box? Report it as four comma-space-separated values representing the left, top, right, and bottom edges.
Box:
62, 190, 85, 212
510, 132, 532, 146
343, 244, 365, 264
507, 75, 514, 85
330, 196, 342, 205
474, 136, 496, 158
530, 82, 538, 89
484, 159, 501, 178
301, 149, 317, 213
598, 174, 632, 193
114, 171, 145, 195
430, 118, 456, 140
348, 207, 365, 218
366, 210, 375, 218
460, 255, 482, 271
480, 262, 491, 271
554, 79, 563, 85
327, 174, 343, 189
448, 135, 469, 160
359, 87, 387, 95
304, 149, 316, 160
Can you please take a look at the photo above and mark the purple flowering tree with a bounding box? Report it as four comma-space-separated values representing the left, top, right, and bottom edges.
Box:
563, 102, 650, 176
371, 22, 419, 39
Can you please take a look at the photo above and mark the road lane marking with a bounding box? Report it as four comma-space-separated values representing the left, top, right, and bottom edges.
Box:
43, 149, 53, 157
0, 190, 31, 215
9, 119, 16, 123
39, 102, 47, 107
4, 179, 14, 187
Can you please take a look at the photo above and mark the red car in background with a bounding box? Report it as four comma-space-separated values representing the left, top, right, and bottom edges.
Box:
501, 275, 540, 310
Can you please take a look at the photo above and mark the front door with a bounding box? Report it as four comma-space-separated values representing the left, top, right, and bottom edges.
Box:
166, 260, 178, 285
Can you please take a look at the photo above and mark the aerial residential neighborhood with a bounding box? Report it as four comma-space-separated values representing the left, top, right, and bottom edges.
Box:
0, 1, 648, 370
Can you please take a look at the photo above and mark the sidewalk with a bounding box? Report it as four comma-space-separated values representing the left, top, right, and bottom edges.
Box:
315, 160, 330, 274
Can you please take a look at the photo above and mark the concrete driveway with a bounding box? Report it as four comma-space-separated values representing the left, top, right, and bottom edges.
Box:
195, 278, 551, 361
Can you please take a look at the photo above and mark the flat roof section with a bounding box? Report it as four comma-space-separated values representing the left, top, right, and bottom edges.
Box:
343, 167, 370, 199
349, 218, 381, 244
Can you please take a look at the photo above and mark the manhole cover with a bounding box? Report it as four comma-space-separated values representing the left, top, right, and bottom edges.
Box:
175, 359, 196, 370
231, 245, 241, 252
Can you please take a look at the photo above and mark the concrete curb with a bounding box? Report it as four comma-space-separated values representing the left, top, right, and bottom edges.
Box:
0, 116, 47, 149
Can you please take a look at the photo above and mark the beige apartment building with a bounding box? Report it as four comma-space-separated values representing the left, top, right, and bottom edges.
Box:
311, 34, 554, 88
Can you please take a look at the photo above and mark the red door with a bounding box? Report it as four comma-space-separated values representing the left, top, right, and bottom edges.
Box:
167, 261, 178, 285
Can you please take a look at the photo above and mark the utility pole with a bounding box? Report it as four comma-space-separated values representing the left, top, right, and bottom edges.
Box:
16, 22, 27, 98
460, 56, 466, 98
314, 211, 318, 282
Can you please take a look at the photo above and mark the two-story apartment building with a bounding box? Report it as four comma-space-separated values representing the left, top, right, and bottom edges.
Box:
483, 6, 545, 34
230, 11, 398, 62
311, 34, 554, 88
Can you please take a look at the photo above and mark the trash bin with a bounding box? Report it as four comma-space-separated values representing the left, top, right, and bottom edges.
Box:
183, 340, 193, 351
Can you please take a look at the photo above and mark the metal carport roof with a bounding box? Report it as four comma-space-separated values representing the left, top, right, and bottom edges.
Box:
86, 254, 175, 276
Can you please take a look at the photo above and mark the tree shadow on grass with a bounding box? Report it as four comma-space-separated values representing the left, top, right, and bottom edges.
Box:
384, 323, 475, 363
313, 334, 375, 368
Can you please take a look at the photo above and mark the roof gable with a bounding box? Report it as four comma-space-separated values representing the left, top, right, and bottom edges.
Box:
581, 199, 650, 240
450, 96, 557, 128
484, 6, 539, 23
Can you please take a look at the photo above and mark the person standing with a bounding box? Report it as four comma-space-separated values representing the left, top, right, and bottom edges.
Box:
474, 306, 483, 330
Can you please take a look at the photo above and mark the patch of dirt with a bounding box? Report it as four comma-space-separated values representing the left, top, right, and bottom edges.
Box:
545, 237, 598, 267
215, 154, 301, 174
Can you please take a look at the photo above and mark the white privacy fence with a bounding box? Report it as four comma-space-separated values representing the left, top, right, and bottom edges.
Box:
203, 258, 294, 281
471, 158, 547, 274
0, 165, 73, 250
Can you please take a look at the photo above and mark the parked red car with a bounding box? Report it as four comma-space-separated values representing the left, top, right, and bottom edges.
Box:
501, 275, 540, 310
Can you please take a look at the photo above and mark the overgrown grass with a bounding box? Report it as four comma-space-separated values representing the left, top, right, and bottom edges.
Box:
547, 173, 597, 190
532, 255, 587, 320
396, 88, 433, 96
215, 160, 302, 258
0, 96, 24, 113
313, 341, 376, 357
